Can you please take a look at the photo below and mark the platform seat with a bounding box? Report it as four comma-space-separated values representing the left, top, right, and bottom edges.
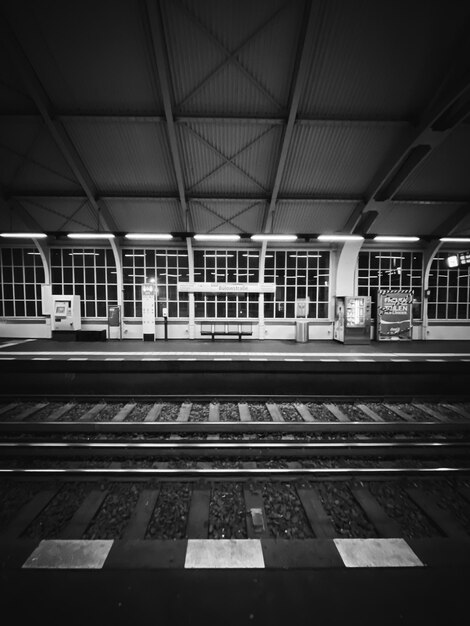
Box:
199, 322, 253, 341
76, 330, 107, 342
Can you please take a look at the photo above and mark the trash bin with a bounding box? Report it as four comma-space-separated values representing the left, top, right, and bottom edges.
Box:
295, 319, 309, 342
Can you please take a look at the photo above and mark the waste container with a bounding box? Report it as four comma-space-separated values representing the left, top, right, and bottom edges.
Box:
295, 319, 309, 342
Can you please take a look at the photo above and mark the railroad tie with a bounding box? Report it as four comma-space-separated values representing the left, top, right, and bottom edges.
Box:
122, 489, 159, 541
59, 490, 108, 539
296, 487, 336, 538
411, 403, 450, 423
112, 403, 136, 422
0, 402, 19, 416
78, 403, 107, 422
356, 404, 385, 423
47, 402, 75, 421
323, 403, 350, 422
238, 403, 251, 422
12, 403, 49, 422
266, 403, 285, 422
0, 490, 58, 540
177, 403, 192, 422
383, 404, 412, 422
441, 403, 470, 420
208, 403, 219, 422
294, 403, 315, 422
406, 488, 469, 539
351, 487, 402, 537
186, 488, 211, 539
144, 403, 163, 422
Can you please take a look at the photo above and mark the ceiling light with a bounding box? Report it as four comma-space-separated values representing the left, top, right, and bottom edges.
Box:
67, 233, 115, 239
440, 237, 470, 242
194, 234, 240, 241
317, 234, 364, 241
0, 232, 47, 238
251, 235, 297, 241
374, 236, 420, 242
125, 234, 173, 240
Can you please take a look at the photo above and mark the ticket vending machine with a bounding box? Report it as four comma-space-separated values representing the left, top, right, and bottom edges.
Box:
51, 295, 81, 331
142, 282, 157, 341
334, 296, 371, 344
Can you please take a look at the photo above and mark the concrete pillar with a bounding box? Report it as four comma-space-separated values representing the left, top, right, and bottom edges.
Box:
335, 240, 364, 296
186, 237, 195, 339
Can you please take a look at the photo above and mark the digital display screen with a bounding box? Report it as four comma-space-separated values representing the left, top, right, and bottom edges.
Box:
55, 306, 66, 314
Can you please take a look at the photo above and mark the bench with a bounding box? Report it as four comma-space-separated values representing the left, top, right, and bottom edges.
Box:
200, 322, 253, 341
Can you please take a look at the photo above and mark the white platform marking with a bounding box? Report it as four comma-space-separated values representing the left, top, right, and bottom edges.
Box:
214, 358, 232, 361
32, 357, 51, 360
185, 539, 265, 569
105, 358, 124, 361
426, 359, 444, 362
285, 358, 304, 361
23, 539, 113, 569
0, 339, 36, 349
334, 538, 424, 568
249, 358, 268, 361
320, 358, 339, 362
68, 357, 88, 361
141, 358, 161, 361
391, 359, 410, 362
178, 358, 197, 361
0, 357, 15, 360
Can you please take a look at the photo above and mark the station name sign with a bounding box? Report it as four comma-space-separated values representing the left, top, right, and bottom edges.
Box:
446, 251, 470, 268
177, 282, 276, 293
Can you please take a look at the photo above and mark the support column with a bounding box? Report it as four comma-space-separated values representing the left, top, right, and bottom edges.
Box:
186, 237, 195, 339
421, 239, 442, 341
257, 241, 267, 340
335, 240, 364, 297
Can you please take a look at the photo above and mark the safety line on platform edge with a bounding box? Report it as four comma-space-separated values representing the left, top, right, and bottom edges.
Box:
1, 351, 470, 358
0, 339, 36, 349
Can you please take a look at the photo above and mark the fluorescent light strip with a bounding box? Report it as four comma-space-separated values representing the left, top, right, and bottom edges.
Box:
194, 235, 240, 241
374, 236, 420, 242
251, 235, 297, 241
317, 235, 364, 241
69, 252, 98, 256
0, 232, 47, 238
67, 233, 114, 239
440, 238, 470, 242
125, 234, 173, 240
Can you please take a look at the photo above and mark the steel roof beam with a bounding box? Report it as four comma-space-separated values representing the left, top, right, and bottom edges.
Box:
0, 12, 119, 235
141, 0, 192, 232
262, 0, 327, 233
345, 37, 470, 235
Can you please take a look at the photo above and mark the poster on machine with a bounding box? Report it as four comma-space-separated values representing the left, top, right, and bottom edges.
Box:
376, 290, 413, 341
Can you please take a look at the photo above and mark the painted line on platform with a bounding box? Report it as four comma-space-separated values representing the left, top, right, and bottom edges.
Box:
68, 357, 88, 361
426, 359, 445, 362
185, 539, 265, 569
0, 338, 36, 349
0, 357, 15, 360
391, 359, 410, 362
105, 358, 124, 361
213, 358, 232, 361
23, 540, 113, 569
334, 538, 424, 568
32, 357, 52, 360
285, 358, 304, 362
2, 351, 470, 358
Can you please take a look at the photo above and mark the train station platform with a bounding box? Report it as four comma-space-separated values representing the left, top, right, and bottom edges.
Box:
0, 338, 469, 398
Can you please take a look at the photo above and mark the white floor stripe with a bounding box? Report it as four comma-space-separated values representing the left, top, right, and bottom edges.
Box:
1, 350, 470, 359
105, 358, 124, 361
185, 539, 265, 569
354, 359, 376, 362
178, 358, 197, 361
320, 358, 340, 362
0, 338, 36, 349
23, 540, 113, 569
334, 538, 424, 568
426, 359, 445, 362
249, 358, 268, 361
0, 357, 15, 360
391, 359, 410, 362
68, 357, 88, 361
213, 358, 232, 361
285, 358, 304, 361
32, 357, 51, 360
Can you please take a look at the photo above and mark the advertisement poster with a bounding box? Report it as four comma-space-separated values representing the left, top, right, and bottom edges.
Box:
333, 297, 345, 342
377, 290, 413, 341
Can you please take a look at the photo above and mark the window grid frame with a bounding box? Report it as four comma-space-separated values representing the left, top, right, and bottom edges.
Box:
428, 255, 470, 320
0, 247, 45, 317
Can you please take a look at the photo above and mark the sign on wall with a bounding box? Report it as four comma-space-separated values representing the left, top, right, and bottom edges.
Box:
376, 290, 413, 341
177, 282, 276, 293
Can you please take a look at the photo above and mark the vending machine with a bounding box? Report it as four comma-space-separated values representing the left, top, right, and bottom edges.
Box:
334, 296, 371, 344
142, 282, 157, 341
51, 295, 81, 331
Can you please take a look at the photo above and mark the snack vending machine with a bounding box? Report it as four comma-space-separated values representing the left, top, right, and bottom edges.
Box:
334, 296, 371, 344
142, 282, 157, 341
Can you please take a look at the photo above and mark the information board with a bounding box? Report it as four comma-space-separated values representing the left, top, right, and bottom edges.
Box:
376, 290, 413, 341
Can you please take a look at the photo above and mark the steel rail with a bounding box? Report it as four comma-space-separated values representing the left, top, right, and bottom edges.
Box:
0, 467, 469, 478
0, 421, 469, 434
